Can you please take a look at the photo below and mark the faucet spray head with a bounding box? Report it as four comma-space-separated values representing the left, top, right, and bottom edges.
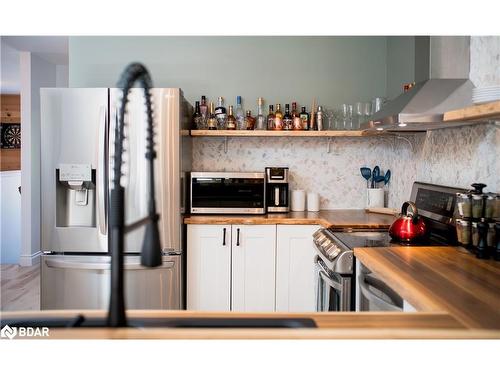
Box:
141, 214, 162, 267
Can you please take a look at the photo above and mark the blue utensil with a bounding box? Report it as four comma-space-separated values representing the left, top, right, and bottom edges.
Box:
360, 167, 372, 188
375, 175, 385, 188
384, 169, 391, 186
371, 166, 380, 188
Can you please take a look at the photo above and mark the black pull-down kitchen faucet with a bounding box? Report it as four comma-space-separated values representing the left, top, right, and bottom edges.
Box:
107, 63, 162, 327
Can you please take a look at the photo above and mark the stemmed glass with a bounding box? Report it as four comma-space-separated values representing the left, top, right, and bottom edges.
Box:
354, 102, 364, 129
339, 104, 349, 130
346, 104, 354, 130
363, 102, 373, 124
325, 109, 335, 130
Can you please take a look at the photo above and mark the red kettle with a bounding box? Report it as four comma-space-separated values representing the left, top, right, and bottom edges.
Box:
389, 201, 427, 243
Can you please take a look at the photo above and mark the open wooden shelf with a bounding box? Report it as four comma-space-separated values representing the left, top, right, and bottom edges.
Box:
443, 100, 500, 123
190, 129, 368, 137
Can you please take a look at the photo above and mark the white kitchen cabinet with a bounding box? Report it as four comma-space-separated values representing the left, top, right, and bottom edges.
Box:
275, 225, 319, 312
231, 225, 276, 312
187, 224, 231, 311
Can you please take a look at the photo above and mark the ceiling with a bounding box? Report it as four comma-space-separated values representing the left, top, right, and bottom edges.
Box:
2, 36, 68, 64
0, 36, 68, 94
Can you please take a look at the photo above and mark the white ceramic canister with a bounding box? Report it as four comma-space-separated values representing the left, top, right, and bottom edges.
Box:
366, 188, 385, 208
307, 192, 320, 212
291, 190, 306, 211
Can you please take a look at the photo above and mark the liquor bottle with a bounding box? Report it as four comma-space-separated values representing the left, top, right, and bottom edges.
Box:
274, 104, 283, 130
299, 106, 309, 130
291, 102, 301, 130
255, 97, 266, 130
200, 95, 208, 125
244, 110, 256, 130
215, 96, 227, 129
316, 105, 324, 131
207, 101, 218, 130
235, 96, 245, 130
193, 101, 202, 129
283, 104, 293, 130
267, 105, 275, 130
226, 105, 237, 130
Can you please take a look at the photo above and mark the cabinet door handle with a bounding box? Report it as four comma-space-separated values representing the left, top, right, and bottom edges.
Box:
222, 227, 226, 246
236, 228, 240, 246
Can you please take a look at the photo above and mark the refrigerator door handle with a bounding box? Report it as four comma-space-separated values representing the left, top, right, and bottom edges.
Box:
44, 259, 175, 271
97, 105, 108, 236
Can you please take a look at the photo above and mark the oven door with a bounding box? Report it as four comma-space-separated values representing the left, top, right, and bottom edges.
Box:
190, 172, 265, 214
315, 257, 352, 312
357, 263, 403, 312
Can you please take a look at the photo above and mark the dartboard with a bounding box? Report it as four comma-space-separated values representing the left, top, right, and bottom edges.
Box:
1, 123, 21, 149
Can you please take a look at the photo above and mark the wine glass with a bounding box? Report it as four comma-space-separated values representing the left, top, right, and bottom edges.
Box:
340, 104, 349, 130
325, 108, 335, 130
354, 102, 364, 129
346, 104, 354, 130
362, 102, 373, 125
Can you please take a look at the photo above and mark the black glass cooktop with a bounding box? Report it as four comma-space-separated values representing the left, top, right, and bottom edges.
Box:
331, 230, 449, 250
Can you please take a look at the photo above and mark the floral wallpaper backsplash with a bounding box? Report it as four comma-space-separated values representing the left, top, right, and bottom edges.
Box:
192, 136, 422, 209
470, 36, 500, 87
192, 37, 500, 209
417, 124, 499, 192
192, 124, 498, 210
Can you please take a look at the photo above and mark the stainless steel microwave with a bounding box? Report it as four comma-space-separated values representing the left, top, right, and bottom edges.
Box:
190, 172, 266, 214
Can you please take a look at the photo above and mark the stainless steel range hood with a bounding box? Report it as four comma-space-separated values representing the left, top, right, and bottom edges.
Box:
362, 37, 474, 132
362, 78, 474, 132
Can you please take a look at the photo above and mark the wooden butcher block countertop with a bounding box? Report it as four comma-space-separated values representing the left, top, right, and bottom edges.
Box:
184, 209, 395, 229
354, 246, 500, 330
4, 310, 500, 339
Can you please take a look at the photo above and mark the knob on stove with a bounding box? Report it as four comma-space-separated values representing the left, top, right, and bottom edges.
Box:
324, 243, 341, 261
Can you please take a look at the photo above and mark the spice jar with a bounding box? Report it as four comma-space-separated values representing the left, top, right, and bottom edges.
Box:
493, 194, 500, 219
487, 222, 496, 248
471, 194, 484, 219
456, 193, 472, 218
476, 219, 490, 259
484, 193, 496, 219
471, 222, 479, 247
455, 219, 471, 245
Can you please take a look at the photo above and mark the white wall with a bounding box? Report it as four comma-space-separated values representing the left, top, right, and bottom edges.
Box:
0, 38, 20, 94
0, 171, 21, 263
20, 52, 57, 266
56, 64, 69, 87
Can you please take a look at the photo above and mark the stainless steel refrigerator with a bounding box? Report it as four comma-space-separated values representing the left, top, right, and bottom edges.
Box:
40, 88, 192, 310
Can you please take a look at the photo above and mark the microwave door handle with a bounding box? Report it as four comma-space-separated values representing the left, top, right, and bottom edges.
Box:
274, 187, 279, 206
96, 105, 108, 236
358, 275, 403, 311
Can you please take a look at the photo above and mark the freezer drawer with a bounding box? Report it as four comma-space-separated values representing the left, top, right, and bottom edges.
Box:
41, 254, 181, 310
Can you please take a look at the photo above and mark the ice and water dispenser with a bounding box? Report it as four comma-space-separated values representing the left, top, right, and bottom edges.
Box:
56, 164, 96, 227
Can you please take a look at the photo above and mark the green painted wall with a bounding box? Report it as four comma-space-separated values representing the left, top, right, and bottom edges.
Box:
386, 36, 416, 100
68, 36, 391, 111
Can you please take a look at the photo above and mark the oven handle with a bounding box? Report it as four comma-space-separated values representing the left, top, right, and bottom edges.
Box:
317, 261, 343, 290
358, 274, 403, 312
